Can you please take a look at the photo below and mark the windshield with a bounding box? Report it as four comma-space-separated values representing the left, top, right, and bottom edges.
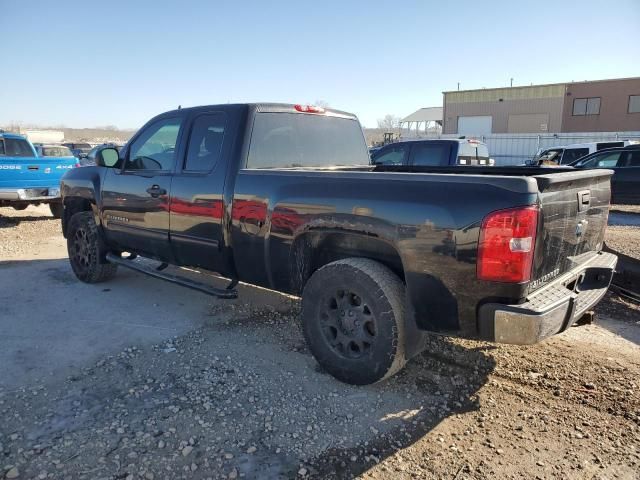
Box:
247, 113, 369, 168
0, 138, 34, 157
42, 146, 73, 157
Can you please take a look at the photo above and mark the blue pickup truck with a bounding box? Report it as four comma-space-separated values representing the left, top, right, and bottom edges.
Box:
0, 131, 77, 218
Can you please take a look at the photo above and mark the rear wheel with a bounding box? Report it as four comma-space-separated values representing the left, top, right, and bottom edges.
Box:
12, 204, 28, 211
301, 258, 407, 385
67, 211, 117, 283
49, 202, 63, 219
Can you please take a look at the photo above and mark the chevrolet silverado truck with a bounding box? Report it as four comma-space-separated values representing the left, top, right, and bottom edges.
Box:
59, 103, 617, 385
0, 131, 77, 218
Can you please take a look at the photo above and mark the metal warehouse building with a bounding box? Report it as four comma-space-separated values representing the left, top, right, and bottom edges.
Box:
443, 77, 640, 135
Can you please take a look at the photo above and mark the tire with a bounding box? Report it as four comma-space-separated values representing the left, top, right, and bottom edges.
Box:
49, 202, 63, 219
12, 204, 28, 211
67, 211, 118, 283
301, 258, 407, 385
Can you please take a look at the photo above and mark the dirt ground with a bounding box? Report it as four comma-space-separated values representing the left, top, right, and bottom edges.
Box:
0, 205, 639, 480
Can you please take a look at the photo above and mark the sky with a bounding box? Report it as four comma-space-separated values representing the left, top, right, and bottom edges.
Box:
1, 0, 639, 129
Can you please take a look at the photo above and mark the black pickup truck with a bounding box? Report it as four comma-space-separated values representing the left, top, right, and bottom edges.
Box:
60, 103, 617, 385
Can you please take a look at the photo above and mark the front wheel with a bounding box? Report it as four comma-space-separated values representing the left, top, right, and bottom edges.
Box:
301, 258, 407, 385
49, 202, 63, 219
67, 211, 118, 283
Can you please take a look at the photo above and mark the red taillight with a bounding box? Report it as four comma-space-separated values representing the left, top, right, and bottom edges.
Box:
74, 163, 81, 168
477, 206, 539, 283
294, 104, 325, 114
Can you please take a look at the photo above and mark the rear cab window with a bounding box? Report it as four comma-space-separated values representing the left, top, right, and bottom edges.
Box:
247, 112, 369, 168
409, 142, 452, 166
0, 137, 35, 157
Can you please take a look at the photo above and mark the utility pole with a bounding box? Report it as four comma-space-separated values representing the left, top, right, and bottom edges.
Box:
510, 78, 513, 87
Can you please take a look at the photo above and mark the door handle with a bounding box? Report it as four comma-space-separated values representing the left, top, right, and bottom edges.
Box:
146, 185, 167, 197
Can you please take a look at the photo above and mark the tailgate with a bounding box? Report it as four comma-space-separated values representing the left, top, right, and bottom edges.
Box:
529, 169, 613, 292
0, 156, 77, 189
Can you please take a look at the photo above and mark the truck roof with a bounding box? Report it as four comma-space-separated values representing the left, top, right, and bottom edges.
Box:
393, 138, 488, 146
0, 131, 27, 140
157, 103, 358, 120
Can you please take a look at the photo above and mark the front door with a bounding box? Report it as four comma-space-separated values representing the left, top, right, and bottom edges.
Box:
101, 115, 184, 260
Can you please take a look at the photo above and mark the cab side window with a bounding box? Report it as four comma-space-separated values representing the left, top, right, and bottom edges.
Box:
126, 117, 182, 171
373, 145, 407, 165
561, 148, 589, 164
622, 151, 640, 167
184, 113, 227, 172
580, 151, 623, 168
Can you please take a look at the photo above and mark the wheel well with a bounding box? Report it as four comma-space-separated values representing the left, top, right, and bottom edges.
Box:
62, 197, 92, 237
290, 231, 405, 295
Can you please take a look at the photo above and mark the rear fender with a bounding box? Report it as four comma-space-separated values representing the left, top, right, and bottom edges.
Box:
289, 229, 428, 359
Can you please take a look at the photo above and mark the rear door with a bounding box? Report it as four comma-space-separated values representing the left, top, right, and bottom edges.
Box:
169, 110, 230, 272
408, 141, 453, 166
612, 150, 640, 204
101, 115, 184, 259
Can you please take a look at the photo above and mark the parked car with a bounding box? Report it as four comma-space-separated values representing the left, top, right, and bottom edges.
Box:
368, 146, 382, 157
371, 138, 494, 167
568, 145, 640, 204
60, 103, 616, 385
61, 142, 93, 159
529, 140, 639, 166
82, 143, 122, 166
34, 144, 75, 159
0, 131, 77, 217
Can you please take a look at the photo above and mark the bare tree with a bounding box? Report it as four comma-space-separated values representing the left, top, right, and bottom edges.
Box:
377, 114, 400, 130
314, 100, 330, 108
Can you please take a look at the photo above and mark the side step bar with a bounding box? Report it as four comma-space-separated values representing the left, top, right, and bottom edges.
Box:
106, 253, 238, 299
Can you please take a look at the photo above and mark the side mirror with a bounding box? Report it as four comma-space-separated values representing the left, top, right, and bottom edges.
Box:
96, 147, 120, 168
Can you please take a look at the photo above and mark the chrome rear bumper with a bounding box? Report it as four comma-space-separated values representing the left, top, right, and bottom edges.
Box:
478, 252, 618, 344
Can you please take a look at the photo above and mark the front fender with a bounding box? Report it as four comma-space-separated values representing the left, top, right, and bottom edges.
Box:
60, 166, 105, 235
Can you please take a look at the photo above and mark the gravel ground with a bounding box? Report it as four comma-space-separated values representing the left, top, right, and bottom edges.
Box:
1, 205, 639, 480
605, 205, 640, 260
0, 206, 62, 259
606, 225, 640, 260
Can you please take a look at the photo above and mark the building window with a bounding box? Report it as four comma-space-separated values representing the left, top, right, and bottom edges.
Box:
573, 97, 600, 116
629, 95, 640, 113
